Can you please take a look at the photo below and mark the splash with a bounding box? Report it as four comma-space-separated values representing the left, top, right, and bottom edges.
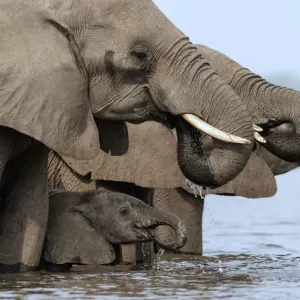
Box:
141, 243, 150, 258
156, 248, 165, 262
153, 248, 165, 271
185, 178, 209, 199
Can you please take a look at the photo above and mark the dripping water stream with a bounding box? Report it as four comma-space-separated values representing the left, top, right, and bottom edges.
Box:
185, 178, 224, 275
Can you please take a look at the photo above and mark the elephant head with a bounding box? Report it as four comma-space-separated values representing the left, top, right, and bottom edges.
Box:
197, 44, 300, 163
42, 190, 187, 267
0, 0, 254, 188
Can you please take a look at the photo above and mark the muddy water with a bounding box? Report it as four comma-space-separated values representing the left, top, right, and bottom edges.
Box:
1, 171, 300, 299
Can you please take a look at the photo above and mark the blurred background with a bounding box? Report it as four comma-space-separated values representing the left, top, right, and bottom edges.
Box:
154, 0, 300, 255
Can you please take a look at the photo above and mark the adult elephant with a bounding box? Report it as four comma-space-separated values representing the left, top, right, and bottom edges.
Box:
0, 1, 255, 272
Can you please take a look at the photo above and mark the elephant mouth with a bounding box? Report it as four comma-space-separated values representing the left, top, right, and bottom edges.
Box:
133, 227, 153, 241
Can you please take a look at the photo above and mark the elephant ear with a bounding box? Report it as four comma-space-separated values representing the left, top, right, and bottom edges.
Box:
62, 121, 187, 187
190, 146, 277, 198
42, 193, 115, 265
0, 9, 99, 160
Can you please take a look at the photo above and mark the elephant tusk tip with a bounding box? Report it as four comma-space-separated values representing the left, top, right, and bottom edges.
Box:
254, 132, 267, 143
231, 137, 252, 145
253, 124, 263, 132
240, 138, 252, 145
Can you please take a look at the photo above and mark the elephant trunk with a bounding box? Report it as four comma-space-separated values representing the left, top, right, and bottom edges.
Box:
198, 44, 300, 163
173, 72, 254, 187
156, 42, 254, 187
258, 87, 300, 162
134, 205, 187, 251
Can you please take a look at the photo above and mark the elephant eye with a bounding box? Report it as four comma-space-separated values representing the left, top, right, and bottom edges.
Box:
132, 50, 148, 61
120, 207, 129, 216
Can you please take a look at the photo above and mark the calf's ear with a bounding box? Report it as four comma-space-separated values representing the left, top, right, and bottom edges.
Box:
43, 208, 115, 265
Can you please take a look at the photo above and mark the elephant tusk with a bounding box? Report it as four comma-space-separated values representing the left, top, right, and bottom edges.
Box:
182, 114, 251, 145
254, 132, 266, 143
253, 124, 263, 132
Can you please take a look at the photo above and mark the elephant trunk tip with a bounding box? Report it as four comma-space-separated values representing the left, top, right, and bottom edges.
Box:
152, 218, 187, 251
136, 207, 187, 250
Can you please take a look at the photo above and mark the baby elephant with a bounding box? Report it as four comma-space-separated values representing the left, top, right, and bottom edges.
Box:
41, 190, 187, 271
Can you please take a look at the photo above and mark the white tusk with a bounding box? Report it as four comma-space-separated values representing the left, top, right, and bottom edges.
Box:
182, 114, 251, 145
253, 124, 263, 132
254, 132, 266, 143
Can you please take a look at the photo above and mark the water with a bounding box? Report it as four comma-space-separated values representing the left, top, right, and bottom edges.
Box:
1, 170, 300, 299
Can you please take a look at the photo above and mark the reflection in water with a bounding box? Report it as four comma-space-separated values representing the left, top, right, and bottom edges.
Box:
1, 171, 300, 299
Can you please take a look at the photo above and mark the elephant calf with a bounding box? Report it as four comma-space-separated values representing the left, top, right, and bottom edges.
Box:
40, 190, 187, 272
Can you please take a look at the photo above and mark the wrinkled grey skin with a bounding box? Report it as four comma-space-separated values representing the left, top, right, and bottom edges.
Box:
47, 45, 300, 256
0, 1, 255, 272
198, 44, 300, 163
40, 190, 186, 272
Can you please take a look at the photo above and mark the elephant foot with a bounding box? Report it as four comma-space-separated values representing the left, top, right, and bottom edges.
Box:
0, 142, 48, 273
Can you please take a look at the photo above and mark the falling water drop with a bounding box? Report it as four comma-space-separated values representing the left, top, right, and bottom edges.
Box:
186, 178, 224, 274
156, 248, 165, 261
141, 243, 146, 258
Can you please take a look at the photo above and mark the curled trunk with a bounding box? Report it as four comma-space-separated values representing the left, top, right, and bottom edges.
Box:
131, 199, 187, 250
258, 87, 300, 162
198, 44, 300, 163
157, 42, 254, 187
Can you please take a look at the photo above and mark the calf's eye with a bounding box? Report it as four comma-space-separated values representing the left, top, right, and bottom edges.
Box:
120, 207, 129, 216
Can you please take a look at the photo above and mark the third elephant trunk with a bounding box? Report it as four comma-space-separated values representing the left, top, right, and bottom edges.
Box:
198, 44, 300, 163
258, 87, 300, 162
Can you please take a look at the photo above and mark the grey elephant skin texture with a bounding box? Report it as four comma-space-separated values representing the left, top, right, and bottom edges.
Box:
0, 1, 255, 272
198, 44, 300, 163
40, 190, 187, 272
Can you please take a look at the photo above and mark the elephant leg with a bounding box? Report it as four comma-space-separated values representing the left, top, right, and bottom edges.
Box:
120, 244, 137, 264
0, 142, 48, 273
153, 188, 204, 255
0, 127, 18, 181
